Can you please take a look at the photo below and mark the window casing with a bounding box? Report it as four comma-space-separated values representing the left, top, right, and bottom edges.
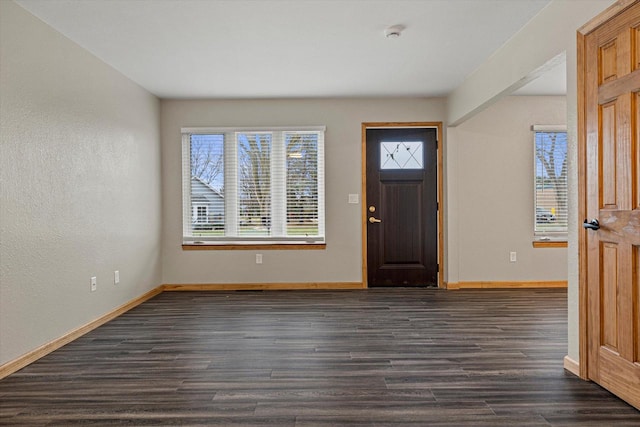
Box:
182, 126, 325, 245
533, 125, 567, 239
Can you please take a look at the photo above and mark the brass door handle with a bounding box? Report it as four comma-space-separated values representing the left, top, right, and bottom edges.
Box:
369, 216, 382, 223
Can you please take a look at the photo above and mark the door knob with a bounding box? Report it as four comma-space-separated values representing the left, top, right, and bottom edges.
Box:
369, 216, 382, 223
583, 218, 600, 230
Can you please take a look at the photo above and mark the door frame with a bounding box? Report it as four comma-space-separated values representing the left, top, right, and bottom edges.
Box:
361, 122, 444, 288
577, 0, 638, 380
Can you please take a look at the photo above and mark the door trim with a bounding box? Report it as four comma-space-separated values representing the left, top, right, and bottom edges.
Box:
577, 0, 638, 381
361, 122, 444, 288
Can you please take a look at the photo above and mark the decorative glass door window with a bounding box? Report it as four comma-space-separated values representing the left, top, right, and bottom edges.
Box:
380, 141, 423, 169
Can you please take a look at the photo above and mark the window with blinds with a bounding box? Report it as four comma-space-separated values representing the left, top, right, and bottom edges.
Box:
182, 126, 325, 245
533, 125, 567, 237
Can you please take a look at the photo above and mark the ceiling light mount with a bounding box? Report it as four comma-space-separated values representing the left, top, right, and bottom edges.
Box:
384, 25, 405, 39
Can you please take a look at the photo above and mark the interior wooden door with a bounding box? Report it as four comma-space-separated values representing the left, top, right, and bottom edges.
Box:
583, 1, 640, 410
365, 127, 438, 287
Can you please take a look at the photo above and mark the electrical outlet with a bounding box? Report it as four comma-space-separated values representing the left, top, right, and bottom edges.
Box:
90, 276, 97, 292
510, 252, 517, 262
256, 254, 263, 264
114, 270, 120, 285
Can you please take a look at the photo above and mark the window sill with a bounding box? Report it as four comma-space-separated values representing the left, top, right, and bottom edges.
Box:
532, 240, 567, 248
183, 243, 326, 250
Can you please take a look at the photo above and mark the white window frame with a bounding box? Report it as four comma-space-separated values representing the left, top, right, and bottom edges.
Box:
182, 126, 325, 245
533, 125, 567, 241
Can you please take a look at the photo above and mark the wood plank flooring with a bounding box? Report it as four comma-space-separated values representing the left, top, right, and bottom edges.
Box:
1, 288, 639, 426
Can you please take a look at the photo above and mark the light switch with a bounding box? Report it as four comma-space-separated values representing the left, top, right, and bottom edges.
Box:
348, 194, 359, 204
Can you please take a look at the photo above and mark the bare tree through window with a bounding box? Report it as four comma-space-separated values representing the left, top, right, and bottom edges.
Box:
238, 133, 271, 235
535, 131, 567, 234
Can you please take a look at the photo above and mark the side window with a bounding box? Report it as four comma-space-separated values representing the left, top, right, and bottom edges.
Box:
533, 126, 567, 238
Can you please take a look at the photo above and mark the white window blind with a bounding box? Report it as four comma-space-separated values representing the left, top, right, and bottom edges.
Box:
533, 125, 567, 237
182, 126, 325, 244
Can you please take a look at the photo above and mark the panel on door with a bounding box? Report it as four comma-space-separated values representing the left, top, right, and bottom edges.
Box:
583, 2, 640, 409
366, 128, 437, 287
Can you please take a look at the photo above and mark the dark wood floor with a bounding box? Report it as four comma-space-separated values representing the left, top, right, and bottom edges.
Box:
1, 288, 639, 426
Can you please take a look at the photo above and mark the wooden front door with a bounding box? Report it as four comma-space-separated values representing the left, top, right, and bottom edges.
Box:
582, 1, 640, 409
365, 127, 438, 287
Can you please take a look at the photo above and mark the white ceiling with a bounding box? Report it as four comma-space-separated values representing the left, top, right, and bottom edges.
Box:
15, 0, 557, 99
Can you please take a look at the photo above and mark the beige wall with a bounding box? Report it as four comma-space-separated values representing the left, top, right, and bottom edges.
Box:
0, 1, 162, 365
447, 96, 567, 283
160, 98, 445, 284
